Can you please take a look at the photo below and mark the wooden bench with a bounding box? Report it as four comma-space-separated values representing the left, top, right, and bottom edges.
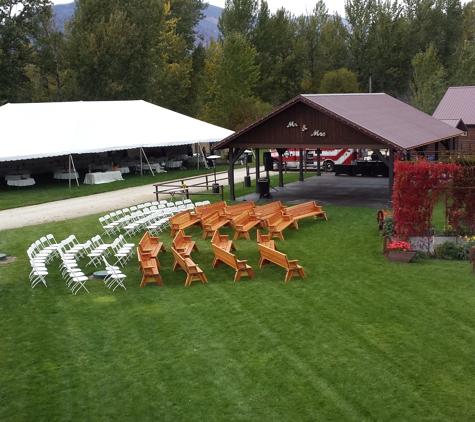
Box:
211, 244, 255, 282
224, 201, 255, 219
211, 230, 236, 252
232, 211, 261, 240
201, 210, 229, 239
137, 247, 164, 287
169, 209, 201, 237
172, 230, 199, 258
265, 210, 298, 241
286, 201, 328, 226
256, 229, 277, 250
171, 247, 208, 286
253, 201, 287, 228
138, 231, 166, 258
194, 201, 227, 225
258, 244, 307, 282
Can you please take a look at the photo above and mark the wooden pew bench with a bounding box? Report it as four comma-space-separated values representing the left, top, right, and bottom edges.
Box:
137, 247, 164, 287
138, 231, 166, 258
171, 247, 208, 286
256, 229, 277, 250
201, 210, 229, 239
211, 231, 236, 252
224, 201, 255, 219
172, 230, 199, 258
286, 201, 328, 226
194, 201, 227, 225
253, 201, 287, 228
258, 244, 307, 282
232, 211, 261, 240
211, 244, 255, 282
169, 209, 201, 237
265, 210, 298, 241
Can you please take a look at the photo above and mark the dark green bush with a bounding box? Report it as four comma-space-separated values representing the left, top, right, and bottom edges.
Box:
434, 240, 475, 260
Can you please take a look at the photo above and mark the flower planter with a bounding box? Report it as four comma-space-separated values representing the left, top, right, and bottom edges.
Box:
387, 250, 417, 263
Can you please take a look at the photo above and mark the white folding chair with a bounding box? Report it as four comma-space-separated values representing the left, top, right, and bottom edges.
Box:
63, 263, 89, 295
29, 259, 48, 288
103, 257, 127, 291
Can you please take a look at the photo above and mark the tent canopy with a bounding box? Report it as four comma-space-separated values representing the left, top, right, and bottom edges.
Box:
0, 100, 233, 162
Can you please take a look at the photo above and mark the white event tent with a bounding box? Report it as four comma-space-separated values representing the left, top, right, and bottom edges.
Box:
0, 100, 233, 162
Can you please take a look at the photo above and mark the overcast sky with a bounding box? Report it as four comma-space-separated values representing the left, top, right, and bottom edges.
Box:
51, 0, 347, 17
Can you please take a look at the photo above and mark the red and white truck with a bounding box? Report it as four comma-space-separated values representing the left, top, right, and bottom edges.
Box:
270, 148, 359, 172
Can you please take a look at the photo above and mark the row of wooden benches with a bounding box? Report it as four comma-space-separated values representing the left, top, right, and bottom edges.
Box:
169, 200, 327, 241
137, 229, 307, 287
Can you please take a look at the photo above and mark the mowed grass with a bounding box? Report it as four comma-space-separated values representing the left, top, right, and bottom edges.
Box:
1, 205, 475, 421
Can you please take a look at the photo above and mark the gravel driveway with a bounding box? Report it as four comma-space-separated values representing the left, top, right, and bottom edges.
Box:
0, 168, 252, 231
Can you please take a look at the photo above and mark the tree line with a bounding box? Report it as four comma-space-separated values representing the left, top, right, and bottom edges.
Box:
1, 0, 475, 130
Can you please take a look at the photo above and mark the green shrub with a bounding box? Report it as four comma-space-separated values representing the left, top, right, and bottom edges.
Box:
381, 214, 395, 236
434, 240, 475, 260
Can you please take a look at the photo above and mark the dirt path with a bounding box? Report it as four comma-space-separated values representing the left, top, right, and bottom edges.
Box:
0, 168, 252, 231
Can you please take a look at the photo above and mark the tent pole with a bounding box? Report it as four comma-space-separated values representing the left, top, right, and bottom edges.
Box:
141, 147, 155, 176
69, 154, 79, 188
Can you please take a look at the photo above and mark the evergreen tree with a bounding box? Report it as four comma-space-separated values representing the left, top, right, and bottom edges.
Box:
0, 0, 53, 104
65, 0, 165, 101
28, 11, 66, 102
296, 1, 330, 93
218, 0, 258, 40
451, 40, 475, 86
251, 6, 300, 105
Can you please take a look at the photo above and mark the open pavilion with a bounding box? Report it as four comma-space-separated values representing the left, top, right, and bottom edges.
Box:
214, 93, 462, 201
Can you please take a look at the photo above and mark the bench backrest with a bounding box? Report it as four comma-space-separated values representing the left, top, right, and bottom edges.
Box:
256, 229, 271, 243
202, 210, 221, 224
194, 201, 226, 218
258, 244, 290, 269
169, 209, 191, 224
254, 200, 285, 214
171, 247, 187, 271
225, 202, 254, 217
172, 230, 187, 248
211, 230, 228, 245
233, 211, 251, 226
212, 244, 238, 270
287, 201, 318, 215
266, 210, 285, 226
139, 231, 157, 247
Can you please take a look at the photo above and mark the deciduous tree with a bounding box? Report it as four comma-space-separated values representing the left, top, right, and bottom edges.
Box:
411, 44, 447, 114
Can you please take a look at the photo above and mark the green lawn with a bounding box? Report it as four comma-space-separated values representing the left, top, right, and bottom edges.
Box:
1, 203, 475, 421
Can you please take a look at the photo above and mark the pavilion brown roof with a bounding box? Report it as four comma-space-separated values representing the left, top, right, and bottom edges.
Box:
433, 86, 475, 125
214, 93, 462, 151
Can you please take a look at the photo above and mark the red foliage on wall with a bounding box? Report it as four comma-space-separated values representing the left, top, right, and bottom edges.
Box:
392, 160, 459, 238
445, 165, 475, 235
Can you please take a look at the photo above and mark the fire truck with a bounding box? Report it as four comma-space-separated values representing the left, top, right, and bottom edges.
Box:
270, 148, 358, 172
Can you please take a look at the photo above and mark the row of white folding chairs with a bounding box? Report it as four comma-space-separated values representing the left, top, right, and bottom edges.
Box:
27, 234, 60, 265
59, 252, 90, 295
194, 200, 211, 207
86, 234, 134, 267
123, 208, 174, 236
98, 199, 195, 234
103, 257, 127, 291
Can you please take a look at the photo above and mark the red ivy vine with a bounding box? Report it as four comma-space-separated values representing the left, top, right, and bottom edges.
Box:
392, 160, 459, 238
445, 165, 475, 235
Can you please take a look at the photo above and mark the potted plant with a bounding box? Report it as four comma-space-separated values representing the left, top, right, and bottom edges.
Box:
385, 240, 417, 263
